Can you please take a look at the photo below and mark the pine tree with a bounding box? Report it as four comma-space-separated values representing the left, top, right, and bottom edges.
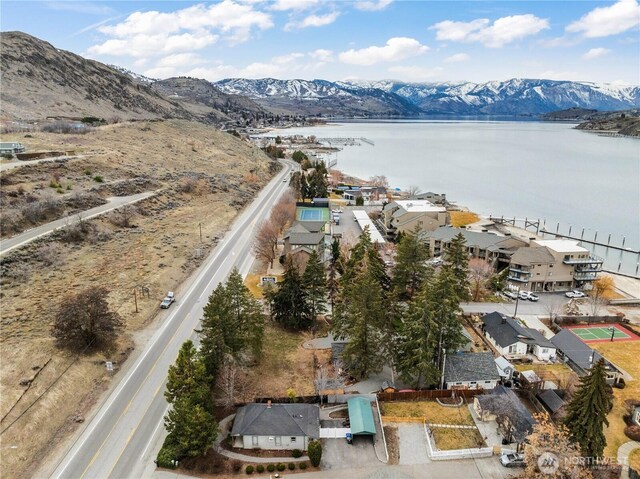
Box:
270, 258, 314, 330
563, 359, 610, 459
165, 340, 211, 408
165, 397, 218, 459
302, 250, 327, 320
330, 237, 342, 274
443, 232, 471, 301
392, 225, 430, 299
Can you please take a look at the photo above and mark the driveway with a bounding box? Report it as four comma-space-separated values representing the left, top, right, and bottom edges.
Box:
321, 436, 379, 470
396, 424, 430, 465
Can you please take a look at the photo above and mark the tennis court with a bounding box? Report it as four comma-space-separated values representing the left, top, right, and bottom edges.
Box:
566, 323, 640, 343
296, 207, 330, 222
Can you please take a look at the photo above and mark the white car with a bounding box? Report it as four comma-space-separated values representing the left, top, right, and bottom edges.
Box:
160, 291, 176, 309
527, 293, 539, 302
502, 291, 517, 300
518, 291, 530, 300
565, 290, 586, 298
500, 452, 525, 468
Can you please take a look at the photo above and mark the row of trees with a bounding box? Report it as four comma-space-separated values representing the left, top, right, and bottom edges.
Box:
253, 190, 297, 268
289, 161, 328, 201
158, 269, 266, 467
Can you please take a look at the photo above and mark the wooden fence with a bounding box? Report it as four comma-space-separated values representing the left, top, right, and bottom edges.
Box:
377, 389, 485, 402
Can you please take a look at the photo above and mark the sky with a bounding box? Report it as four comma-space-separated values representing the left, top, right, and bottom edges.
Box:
1, 0, 639, 85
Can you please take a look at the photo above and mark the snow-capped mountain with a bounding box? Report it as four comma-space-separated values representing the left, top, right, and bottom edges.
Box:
216, 77, 640, 116
108, 64, 158, 85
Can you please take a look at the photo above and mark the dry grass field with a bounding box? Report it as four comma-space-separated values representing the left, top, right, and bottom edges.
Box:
381, 401, 475, 426
0, 120, 278, 479
431, 427, 485, 450
591, 340, 640, 458
449, 211, 480, 227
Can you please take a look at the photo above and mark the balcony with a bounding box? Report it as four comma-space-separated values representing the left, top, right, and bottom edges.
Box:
563, 255, 604, 265
507, 275, 530, 283
508, 267, 532, 275
574, 272, 599, 281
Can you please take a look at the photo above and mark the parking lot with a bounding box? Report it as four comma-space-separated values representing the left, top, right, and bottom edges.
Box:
321, 435, 380, 470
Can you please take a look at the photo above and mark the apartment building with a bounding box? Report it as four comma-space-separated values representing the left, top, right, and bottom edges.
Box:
382, 199, 448, 239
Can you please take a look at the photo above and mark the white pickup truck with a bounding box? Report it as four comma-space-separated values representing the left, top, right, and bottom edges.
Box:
160, 291, 176, 309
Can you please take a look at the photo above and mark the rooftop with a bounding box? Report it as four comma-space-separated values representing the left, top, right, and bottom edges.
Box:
427, 226, 526, 251
475, 386, 536, 442
532, 239, 589, 254
231, 403, 320, 438
537, 389, 564, 414
481, 312, 556, 349
510, 246, 556, 266
353, 210, 386, 244
392, 199, 446, 213
285, 232, 325, 246
550, 329, 614, 374
444, 352, 501, 383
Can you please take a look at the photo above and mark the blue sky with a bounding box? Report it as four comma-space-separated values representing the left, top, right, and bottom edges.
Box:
2, 0, 639, 84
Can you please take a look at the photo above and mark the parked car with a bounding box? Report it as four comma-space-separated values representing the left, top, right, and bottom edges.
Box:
518, 291, 530, 300
160, 291, 176, 309
565, 290, 586, 298
500, 452, 525, 468
527, 293, 539, 302
502, 291, 517, 300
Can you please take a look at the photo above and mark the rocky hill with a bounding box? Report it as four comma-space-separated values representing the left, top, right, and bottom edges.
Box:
575, 110, 640, 137
217, 78, 640, 117
0, 31, 196, 121
151, 77, 272, 125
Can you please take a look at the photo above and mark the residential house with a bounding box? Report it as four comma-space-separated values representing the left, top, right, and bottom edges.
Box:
473, 385, 536, 445
633, 406, 640, 426
550, 329, 621, 384
495, 356, 516, 381
342, 186, 387, 205
282, 221, 326, 265
410, 191, 447, 206
0, 142, 25, 155
231, 402, 320, 450
481, 312, 556, 361
443, 352, 501, 390
426, 226, 527, 268
507, 240, 603, 292
381, 200, 448, 239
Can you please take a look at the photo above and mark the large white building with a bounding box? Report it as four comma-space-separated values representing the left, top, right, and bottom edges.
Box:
382, 200, 448, 239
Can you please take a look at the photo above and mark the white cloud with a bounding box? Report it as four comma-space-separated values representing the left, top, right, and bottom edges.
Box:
89, 1, 273, 58
444, 53, 470, 63
46, 1, 115, 15
309, 49, 334, 62
567, 0, 640, 38
339, 37, 429, 65
538, 35, 582, 48
582, 47, 611, 59
539, 70, 581, 81
155, 53, 207, 68
271, 0, 319, 11
354, 0, 393, 11
387, 66, 443, 81
285, 11, 339, 30
431, 14, 549, 48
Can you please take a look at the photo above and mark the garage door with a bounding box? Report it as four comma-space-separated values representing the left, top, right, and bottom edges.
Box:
319, 427, 351, 439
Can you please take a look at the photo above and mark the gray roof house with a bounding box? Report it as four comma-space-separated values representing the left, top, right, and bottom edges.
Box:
474, 386, 536, 444
231, 403, 320, 450
550, 329, 620, 384
481, 312, 556, 361
537, 389, 565, 415
444, 352, 501, 390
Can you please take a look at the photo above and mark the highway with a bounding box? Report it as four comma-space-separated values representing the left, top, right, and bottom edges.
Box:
0, 192, 155, 257
49, 160, 295, 479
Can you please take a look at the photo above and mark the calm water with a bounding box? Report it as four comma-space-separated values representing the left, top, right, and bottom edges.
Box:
268, 121, 640, 274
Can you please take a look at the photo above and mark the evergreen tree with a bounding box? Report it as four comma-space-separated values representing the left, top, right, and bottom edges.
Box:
333, 255, 386, 380
270, 258, 314, 330
563, 359, 610, 459
443, 232, 471, 301
327, 260, 339, 314
199, 269, 264, 370
392, 225, 430, 299
302, 250, 327, 320
330, 237, 342, 274
165, 340, 211, 408
165, 397, 218, 459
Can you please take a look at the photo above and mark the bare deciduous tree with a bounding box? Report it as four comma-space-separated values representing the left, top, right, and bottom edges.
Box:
108, 205, 138, 228
270, 189, 296, 233
587, 275, 614, 317
216, 356, 246, 408
369, 175, 389, 188
52, 286, 123, 351
253, 219, 279, 268
406, 185, 421, 198
468, 258, 494, 302
544, 296, 565, 323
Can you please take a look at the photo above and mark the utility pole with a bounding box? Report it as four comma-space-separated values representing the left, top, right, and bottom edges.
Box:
199, 223, 203, 243
513, 287, 521, 319
134, 288, 138, 313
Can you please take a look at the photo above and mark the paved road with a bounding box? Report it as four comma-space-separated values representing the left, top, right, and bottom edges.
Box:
48, 160, 294, 479
0, 192, 155, 257
461, 292, 572, 317
0, 155, 84, 172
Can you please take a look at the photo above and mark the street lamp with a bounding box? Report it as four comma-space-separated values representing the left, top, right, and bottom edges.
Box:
609, 326, 616, 342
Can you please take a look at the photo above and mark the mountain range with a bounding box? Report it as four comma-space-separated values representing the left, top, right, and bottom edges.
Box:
1, 31, 639, 122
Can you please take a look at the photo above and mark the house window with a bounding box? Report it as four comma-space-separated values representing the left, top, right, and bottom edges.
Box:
252, 436, 259, 446
484, 381, 492, 384
470, 381, 477, 385
291, 437, 297, 443
541, 348, 548, 353
275, 436, 282, 446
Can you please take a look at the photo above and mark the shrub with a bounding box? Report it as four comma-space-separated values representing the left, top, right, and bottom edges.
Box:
231, 460, 242, 472
245, 465, 254, 474
288, 462, 296, 470
93, 175, 103, 183
277, 463, 286, 471
1, 152, 14, 159
299, 462, 307, 470
625, 425, 640, 441
156, 446, 177, 469
307, 440, 322, 467
291, 448, 302, 458
256, 465, 264, 473
267, 464, 275, 472
84, 169, 92, 176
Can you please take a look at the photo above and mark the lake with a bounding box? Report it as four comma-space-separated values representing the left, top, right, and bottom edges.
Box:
267, 120, 640, 275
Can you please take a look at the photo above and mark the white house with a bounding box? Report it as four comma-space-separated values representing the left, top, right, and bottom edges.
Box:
481, 312, 556, 361
495, 356, 516, 381
231, 402, 320, 450
443, 352, 501, 390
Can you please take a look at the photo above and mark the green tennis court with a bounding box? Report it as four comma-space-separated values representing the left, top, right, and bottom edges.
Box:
296, 207, 330, 222
568, 325, 631, 342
